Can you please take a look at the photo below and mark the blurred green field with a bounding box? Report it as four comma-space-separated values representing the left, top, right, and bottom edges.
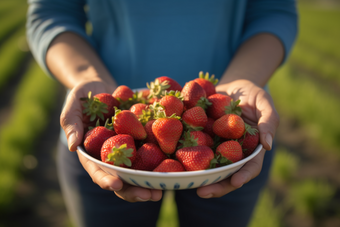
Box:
0, 0, 339, 227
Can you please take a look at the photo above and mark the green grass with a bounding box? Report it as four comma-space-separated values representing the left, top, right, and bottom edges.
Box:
0, 61, 59, 213
157, 191, 179, 227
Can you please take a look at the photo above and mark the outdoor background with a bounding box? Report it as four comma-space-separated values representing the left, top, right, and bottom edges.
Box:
0, 0, 339, 226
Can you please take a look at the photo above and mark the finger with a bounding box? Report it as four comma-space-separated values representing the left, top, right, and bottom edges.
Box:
197, 149, 265, 198
77, 150, 123, 191
256, 92, 280, 151
114, 185, 163, 202
60, 91, 84, 151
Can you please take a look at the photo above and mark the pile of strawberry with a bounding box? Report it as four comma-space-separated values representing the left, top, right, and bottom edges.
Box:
81, 72, 260, 172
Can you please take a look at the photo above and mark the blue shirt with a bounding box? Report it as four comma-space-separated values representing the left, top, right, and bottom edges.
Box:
27, 0, 298, 89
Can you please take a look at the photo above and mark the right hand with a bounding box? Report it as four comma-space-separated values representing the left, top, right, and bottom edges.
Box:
60, 80, 163, 202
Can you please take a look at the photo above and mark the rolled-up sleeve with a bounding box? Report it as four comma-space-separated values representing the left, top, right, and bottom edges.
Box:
241, 0, 298, 63
26, 0, 95, 77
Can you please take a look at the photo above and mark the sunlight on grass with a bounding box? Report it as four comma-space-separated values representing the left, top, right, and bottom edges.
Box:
157, 191, 179, 227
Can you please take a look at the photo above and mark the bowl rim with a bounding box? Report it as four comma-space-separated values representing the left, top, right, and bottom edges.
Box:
77, 144, 263, 178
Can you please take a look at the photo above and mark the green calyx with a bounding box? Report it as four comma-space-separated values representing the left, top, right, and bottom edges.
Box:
177, 131, 198, 149
106, 143, 134, 167
146, 79, 171, 99
119, 91, 146, 110
182, 121, 204, 132
225, 99, 242, 116
196, 97, 212, 110
138, 109, 154, 126
81, 91, 108, 121
198, 71, 219, 85
242, 123, 259, 138
164, 90, 183, 101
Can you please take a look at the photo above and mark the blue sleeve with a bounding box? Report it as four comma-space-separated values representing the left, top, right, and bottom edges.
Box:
241, 0, 298, 63
26, 0, 95, 77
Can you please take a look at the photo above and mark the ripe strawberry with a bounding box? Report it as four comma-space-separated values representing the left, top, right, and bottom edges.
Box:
181, 106, 207, 131
129, 103, 149, 118
216, 140, 243, 164
131, 143, 167, 171
206, 93, 232, 120
156, 76, 183, 92
202, 117, 215, 138
152, 113, 183, 154
213, 114, 245, 139
143, 119, 158, 144
112, 85, 134, 104
81, 91, 119, 124
238, 126, 260, 157
113, 108, 147, 140
203, 132, 214, 148
101, 134, 136, 167
181, 81, 211, 110
176, 145, 215, 171
153, 159, 185, 172
193, 71, 218, 97
159, 91, 184, 117
178, 131, 209, 148
83, 125, 117, 160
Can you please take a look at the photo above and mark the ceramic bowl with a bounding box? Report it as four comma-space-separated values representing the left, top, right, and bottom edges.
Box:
77, 144, 263, 190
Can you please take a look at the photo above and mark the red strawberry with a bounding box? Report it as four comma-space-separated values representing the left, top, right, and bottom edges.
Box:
213, 114, 245, 139
206, 93, 232, 120
181, 106, 207, 131
112, 85, 134, 103
101, 134, 136, 167
129, 103, 149, 118
176, 145, 215, 171
152, 113, 183, 154
178, 131, 209, 148
131, 143, 167, 171
153, 159, 185, 172
216, 140, 243, 164
156, 76, 182, 92
81, 91, 119, 125
83, 125, 117, 160
193, 71, 218, 97
203, 132, 214, 148
238, 126, 260, 157
113, 108, 147, 140
181, 81, 210, 110
202, 117, 215, 138
159, 91, 184, 117
144, 119, 158, 144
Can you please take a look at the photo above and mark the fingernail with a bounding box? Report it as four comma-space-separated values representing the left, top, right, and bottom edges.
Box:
201, 194, 213, 199
136, 197, 148, 202
68, 133, 77, 151
265, 134, 273, 150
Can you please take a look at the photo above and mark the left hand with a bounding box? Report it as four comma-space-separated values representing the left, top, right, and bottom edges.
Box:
196, 79, 279, 198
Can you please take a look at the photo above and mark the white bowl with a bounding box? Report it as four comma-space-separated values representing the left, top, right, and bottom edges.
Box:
77, 144, 263, 190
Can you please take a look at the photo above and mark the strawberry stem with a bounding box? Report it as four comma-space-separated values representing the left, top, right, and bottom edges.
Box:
106, 144, 134, 167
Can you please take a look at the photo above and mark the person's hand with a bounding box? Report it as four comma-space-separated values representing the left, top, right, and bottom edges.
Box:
60, 79, 163, 202
196, 79, 279, 198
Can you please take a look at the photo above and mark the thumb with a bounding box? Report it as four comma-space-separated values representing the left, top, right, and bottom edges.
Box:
60, 92, 85, 151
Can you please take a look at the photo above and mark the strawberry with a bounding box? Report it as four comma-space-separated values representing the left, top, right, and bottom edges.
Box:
146, 78, 171, 99
131, 143, 167, 171
238, 125, 260, 157
158, 90, 184, 117
206, 93, 232, 120
178, 131, 209, 148
112, 85, 134, 104
143, 119, 158, 144
80, 91, 119, 124
216, 140, 243, 164
193, 71, 218, 97
153, 159, 185, 172
213, 113, 245, 139
176, 145, 215, 171
101, 134, 136, 167
202, 117, 215, 138
129, 103, 149, 118
156, 76, 183, 92
152, 113, 183, 154
203, 132, 214, 148
113, 108, 147, 140
181, 81, 211, 110
181, 106, 207, 131
83, 124, 117, 160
